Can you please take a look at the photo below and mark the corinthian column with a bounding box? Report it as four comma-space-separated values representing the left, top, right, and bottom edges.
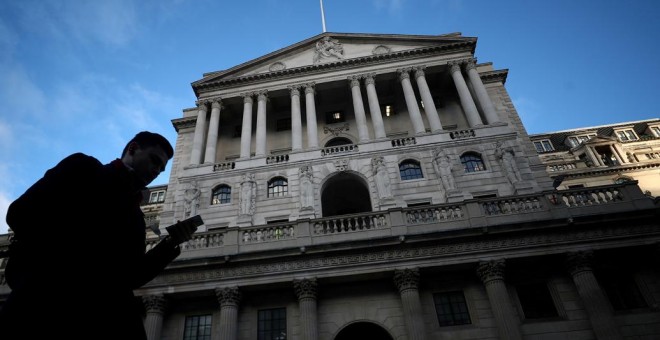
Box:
215, 286, 242, 340
304, 83, 319, 149
363, 73, 386, 139
449, 62, 483, 127
294, 278, 319, 340
255, 90, 268, 157
476, 259, 522, 340
566, 251, 623, 340
398, 69, 426, 135
190, 101, 209, 165
143, 294, 167, 340
240, 94, 254, 158
204, 99, 222, 163
393, 268, 427, 340
465, 60, 500, 125
289, 86, 303, 151
348, 75, 370, 142
414, 67, 443, 132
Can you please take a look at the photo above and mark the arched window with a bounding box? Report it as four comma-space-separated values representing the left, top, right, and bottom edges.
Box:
211, 185, 231, 205
268, 177, 288, 197
325, 137, 352, 147
399, 160, 423, 180
461, 153, 486, 173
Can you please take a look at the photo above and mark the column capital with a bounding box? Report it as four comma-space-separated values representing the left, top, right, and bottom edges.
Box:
363, 73, 377, 85
241, 92, 254, 103
413, 66, 427, 79
464, 58, 477, 71
215, 286, 242, 306
288, 85, 301, 97
142, 294, 167, 314
304, 82, 316, 95
293, 278, 318, 300
348, 75, 361, 88
566, 250, 595, 276
397, 68, 412, 81
477, 259, 506, 284
448, 61, 463, 74
195, 100, 210, 109
257, 90, 269, 101
393, 268, 420, 293
211, 98, 223, 109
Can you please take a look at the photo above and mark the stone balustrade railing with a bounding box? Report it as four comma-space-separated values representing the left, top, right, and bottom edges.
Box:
559, 186, 623, 207
213, 161, 236, 171
404, 205, 464, 224
321, 144, 358, 156
313, 212, 388, 234
391, 137, 417, 147
547, 163, 577, 172
482, 196, 544, 215
266, 154, 290, 164
450, 129, 476, 139
241, 223, 296, 243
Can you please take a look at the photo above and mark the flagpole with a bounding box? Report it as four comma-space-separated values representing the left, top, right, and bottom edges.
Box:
320, 0, 327, 32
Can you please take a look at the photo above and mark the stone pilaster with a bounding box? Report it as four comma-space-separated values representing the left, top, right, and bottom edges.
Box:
215, 286, 242, 340
143, 294, 167, 340
289, 86, 303, 151
414, 66, 443, 132
566, 251, 623, 340
240, 93, 254, 158
397, 68, 426, 135
449, 61, 482, 127
465, 60, 500, 125
363, 73, 386, 139
476, 259, 522, 340
393, 268, 427, 340
204, 99, 222, 163
304, 83, 319, 149
294, 278, 319, 340
190, 100, 209, 164
255, 90, 268, 157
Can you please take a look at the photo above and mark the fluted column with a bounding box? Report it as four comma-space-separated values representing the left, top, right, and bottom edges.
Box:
304, 83, 319, 149
348, 75, 370, 142
143, 294, 166, 340
465, 60, 500, 125
398, 68, 426, 135
414, 67, 443, 132
609, 145, 624, 164
364, 73, 386, 139
204, 99, 222, 163
566, 251, 623, 340
294, 278, 319, 340
393, 268, 427, 340
449, 61, 483, 127
289, 86, 303, 151
239, 94, 254, 158
476, 259, 522, 340
255, 90, 268, 157
215, 286, 241, 340
190, 101, 209, 165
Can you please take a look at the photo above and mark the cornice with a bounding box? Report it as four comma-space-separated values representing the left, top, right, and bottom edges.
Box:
480, 69, 508, 85
559, 162, 660, 178
172, 116, 197, 132
193, 41, 475, 95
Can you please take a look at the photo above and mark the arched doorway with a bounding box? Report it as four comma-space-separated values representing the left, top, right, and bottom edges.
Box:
321, 172, 372, 217
335, 322, 394, 340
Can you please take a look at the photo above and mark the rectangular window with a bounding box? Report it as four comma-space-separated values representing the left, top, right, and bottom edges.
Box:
568, 136, 579, 147
382, 104, 396, 117
601, 275, 648, 311
533, 140, 553, 152
515, 282, 559, 319
433, 291, 472, 327
149, 190, 165, 203
325, 111, 345, 124
258, 308, 286, 340
183, 315, 212, 340
616, 129, 638, 141
650, 126, 660, 137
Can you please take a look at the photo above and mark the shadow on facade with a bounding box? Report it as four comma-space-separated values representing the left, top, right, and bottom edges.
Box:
321, 172, 372, 217
335, 321, 394, 340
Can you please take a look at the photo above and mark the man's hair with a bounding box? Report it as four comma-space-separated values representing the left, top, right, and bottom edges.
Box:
122, 131, 174, 159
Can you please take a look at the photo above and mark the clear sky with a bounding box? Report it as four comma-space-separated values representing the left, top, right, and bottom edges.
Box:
0, 0, 658, 233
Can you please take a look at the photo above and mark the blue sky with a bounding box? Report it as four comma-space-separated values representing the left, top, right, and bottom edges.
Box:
0, 0, 658, 233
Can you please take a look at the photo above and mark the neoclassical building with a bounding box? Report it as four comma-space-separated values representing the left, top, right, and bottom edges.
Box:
2, 32, 660, 340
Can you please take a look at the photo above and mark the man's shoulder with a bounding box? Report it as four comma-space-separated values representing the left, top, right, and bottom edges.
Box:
59, 153, 103, 168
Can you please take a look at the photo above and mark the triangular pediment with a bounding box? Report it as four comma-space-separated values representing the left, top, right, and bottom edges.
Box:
193, 32, 475, 91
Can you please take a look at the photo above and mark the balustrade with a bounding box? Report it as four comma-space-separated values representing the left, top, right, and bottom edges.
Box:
242, 224, 296, 243
391, 137, 417, 147
547, 163, 577, 172
321, 144, 358, 156
449, 129, 476, 139
482, 196, 544, 215
266, 154, 290, 164
560, 187, 623, 207
313, 212, 387, 234
405, 205, 463, 224
214, 162, 236, 171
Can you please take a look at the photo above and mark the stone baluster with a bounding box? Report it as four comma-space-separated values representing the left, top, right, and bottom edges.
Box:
294, 278, 319, 340
289, 86, 303, 151
304, 83, 319, 149
215, 286, 242, 340
394, 268, 427, 340
566, 251, 623, 340
204, 99, 222, 163
465, 60, 500, 125
397, 68, 426, 135
476, 259, 522, 340
414, 66, 443, 132
240, 93, 254, 158
143, 294, 167, 340
190, 100, 209, 164
449, 61, 483, 127
363, 73, 386, 139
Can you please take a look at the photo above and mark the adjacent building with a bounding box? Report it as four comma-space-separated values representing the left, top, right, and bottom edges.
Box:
2, 32, 659, 340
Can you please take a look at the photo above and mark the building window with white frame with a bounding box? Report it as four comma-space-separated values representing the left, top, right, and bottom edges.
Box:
615, 129, 638, 142
211, 185, 231, 205
533, 139, 554, 152
567, 134, 596, 147
650, 126, 660, 137
149, 190, 166, 203
267, 177, 288, 197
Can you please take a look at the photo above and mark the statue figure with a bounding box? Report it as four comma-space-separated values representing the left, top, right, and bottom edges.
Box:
239, 173, 256, 216
313, 36, 345, 63
371, 156, 392, 199
433, 149, 456, 191
183, 181, 201, 217
495, 141, 522, 184
299, 165, 315, 211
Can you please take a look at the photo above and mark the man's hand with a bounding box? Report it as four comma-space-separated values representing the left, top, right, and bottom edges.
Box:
165, 215, 203, 245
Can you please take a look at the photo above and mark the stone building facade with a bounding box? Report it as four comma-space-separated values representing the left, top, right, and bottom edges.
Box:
1, 32, 659, 340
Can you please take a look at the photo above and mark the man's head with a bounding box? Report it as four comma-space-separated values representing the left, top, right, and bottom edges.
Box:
121, 131, 174, 187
